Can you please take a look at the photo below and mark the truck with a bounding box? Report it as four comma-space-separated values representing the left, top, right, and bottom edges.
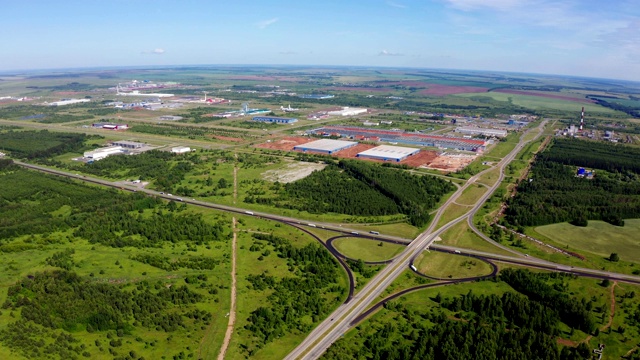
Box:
308, 224, 316, 228
454, 250, 461, 254
370, 231, 380, 235
245, 211, 254, 215
410, 264, 417, 271
351, 231, 359, 235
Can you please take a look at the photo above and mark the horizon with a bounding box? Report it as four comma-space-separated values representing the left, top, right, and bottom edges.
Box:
2, 63, 640, 86
2, 0, 639, 82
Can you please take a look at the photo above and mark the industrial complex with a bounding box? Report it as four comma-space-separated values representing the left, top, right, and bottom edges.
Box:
308, 126, 487, 152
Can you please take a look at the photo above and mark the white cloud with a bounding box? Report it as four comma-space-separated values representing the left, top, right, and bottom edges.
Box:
256, 18, 279, 29
379, 49, 404, 56
387, 1, 406, 9
142, 48, 165, 55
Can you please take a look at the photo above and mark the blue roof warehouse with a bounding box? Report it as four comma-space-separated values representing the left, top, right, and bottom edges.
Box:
252, 116, 298, 124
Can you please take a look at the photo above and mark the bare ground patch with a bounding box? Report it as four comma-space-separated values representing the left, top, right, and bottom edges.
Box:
262, 161, 327, 183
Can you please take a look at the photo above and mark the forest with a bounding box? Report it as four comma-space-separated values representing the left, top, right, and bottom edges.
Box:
240, 233, 345, 357
505, 138, 640, 227
1, 270, 212, 359
256, 160, 455, 227
0, 130, 92, 159
322, 269, 595, 360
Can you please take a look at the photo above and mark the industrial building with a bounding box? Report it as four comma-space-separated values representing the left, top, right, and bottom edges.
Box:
252, 116, 298, 124
171, 146, 191, 154
83, 146, 124, 161
327, 107, 368, 116
47, 98, 90, 106
455, 126, 508, 138
293, 139, 357, 154
356, 145, 420, 162
92, 122, 129, 130
299, 94, 335, 99
310, 126, 486, 152
111, 140, 144, 149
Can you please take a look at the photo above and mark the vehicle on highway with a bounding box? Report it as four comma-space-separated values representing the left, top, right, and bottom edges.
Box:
245, 211, 254, 215
177, 198, 183, 201
167, 193, 172, 196
370, 231, 380, 235
308, 223, 317, 227
159, 192, 164, 194
454, 250, 461, 254
410, 264, 417, 271
351, 231, 359, 235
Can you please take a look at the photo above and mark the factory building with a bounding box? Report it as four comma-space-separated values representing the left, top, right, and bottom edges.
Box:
356, 145, 420, 162
92, 122, 129, 130
310, 126, 486, 152
293, 139, 357, 154
252, 116, 298, 124
83, 146, 124, 161
327, 107, 368, 116
299, 94, 335, 99
48, 98, 91, 106
171, 146, 191, 154
455, 127, 508, 138
111, 140, 144, 149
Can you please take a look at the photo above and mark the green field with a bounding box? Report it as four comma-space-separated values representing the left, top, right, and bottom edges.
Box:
332, 237, 405, 262
414, 251, 494, 279
534, 219, 640, 262
456, 184, 488, 206
455, 92, 617, 113
438, 221, 514, 256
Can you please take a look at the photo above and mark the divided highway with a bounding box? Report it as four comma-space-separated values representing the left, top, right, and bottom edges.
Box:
284, 122, 548, 360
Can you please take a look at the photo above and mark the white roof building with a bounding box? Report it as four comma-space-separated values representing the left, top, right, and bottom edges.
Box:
455, 126, 508, 138
171, 146, 191, 154
327, 107, 368, 116
356, 145, 420, 162
84, 146, 123, 161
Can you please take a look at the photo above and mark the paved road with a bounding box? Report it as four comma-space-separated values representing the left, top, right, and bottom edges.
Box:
284, 122, 548, 360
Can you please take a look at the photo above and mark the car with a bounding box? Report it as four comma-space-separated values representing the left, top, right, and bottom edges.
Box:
159, 192, 164, 194
177, 198, 183, 201
351, 231, 359, 235
524, 254, 529, 257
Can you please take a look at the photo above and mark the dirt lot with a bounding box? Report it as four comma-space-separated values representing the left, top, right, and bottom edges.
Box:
255, 137, 314, 151
423, 153, 477, 172
262, 162, 327, 183
333, 143, 376, 158
401, 150, 439, 167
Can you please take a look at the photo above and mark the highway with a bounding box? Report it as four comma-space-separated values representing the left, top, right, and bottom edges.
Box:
14, 120, 640, 359
284, 122, 548, 360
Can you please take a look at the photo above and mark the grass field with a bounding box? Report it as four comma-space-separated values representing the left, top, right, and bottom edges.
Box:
455, 92, 617, 113
438, 221, 514, 256
477, 167, 501, 187
332, 237, 405, 262
534, 219, 640, 262
456, 184, 488, 206
414, 251, 494, 279
435, 203, 471, 229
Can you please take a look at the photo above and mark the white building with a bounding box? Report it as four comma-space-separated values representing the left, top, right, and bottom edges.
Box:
455, 126, 508, 138
48, 98, 90, 106
84, 146, 123, 161
171, 146, 191, 154
327, 107, 368, 116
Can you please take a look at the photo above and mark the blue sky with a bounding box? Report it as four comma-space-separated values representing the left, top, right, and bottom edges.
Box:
1, 0, 639, 81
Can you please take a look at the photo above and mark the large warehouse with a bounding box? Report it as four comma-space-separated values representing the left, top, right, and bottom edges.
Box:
293, 139, 357, 154
83, 146, 124, 161
252, 116, 298, 124
455, 126, 508, 138
357, 145, 420, 162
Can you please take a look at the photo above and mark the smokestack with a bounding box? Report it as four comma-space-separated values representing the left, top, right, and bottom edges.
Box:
579, 107, 584, 131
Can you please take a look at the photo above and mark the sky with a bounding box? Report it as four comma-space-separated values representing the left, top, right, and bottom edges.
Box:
1, 0, 639, 81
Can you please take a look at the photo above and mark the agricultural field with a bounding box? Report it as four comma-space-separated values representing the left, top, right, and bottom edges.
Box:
534, 220, 640, 262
